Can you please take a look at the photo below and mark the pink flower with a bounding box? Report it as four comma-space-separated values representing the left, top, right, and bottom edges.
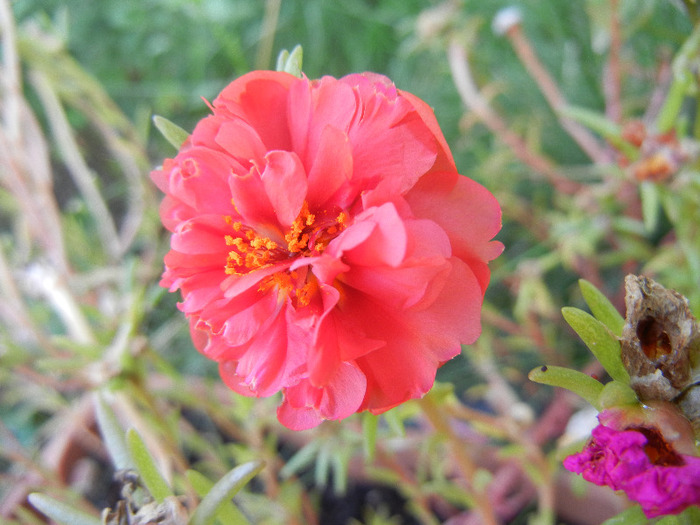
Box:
152, 71, 502, 430
564, 409, 700, 517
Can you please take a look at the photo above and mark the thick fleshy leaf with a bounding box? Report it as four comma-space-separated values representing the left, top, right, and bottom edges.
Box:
186, 470, 250, 524
640, 181, 660, 233
362, 412, 379, 461
28, 494, 101, 525
560, 105, 638, 160
578, 279, 625, 337
126, 428, 173, 503
598, 380, 639, 408
189, 460, 266, 525
94, 394, 133, 471
529, 365, 604, 409
562, 307, 630, 383
601, 505, 648, 525
276, 44, 304, 78
153, 115, 190, 150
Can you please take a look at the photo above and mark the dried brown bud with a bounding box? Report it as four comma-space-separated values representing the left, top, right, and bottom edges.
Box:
103, 469, 188, 525
620, 275, 699, 404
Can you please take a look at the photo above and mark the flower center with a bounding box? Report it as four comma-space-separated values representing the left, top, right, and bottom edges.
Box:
285, 201, 348, 256
223, 218, 281, 276
630, 426, 685, 467
223, 202, 348, 306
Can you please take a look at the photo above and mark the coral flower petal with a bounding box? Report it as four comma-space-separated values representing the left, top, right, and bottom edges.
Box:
261, 150, 308, 228
305, 125, 353, 209
152, 70, 502, 430
406, 173, 504, 292
278, 362, 367, 431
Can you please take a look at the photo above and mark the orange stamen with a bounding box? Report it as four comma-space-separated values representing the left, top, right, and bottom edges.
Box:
224, 216, 278, 275
285, 202, 348, 255
224, 204, 348, 304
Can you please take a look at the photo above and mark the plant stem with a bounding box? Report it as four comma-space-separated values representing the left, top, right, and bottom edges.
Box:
605, 0, 623, 124
503, 22, 610, 163
256, 0, 282, 70
447, 39, 581, 195
418, 395, 499, 525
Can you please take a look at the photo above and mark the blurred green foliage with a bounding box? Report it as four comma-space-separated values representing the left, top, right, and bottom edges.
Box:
3, 0, 700, 523
13, 1, 686, 152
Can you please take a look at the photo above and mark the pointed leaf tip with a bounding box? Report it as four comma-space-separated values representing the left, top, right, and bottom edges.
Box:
153, 115, 190, 150
528, 365, 603, 409
276, 45, 303, 77
126, 428, 173, 503
562, 307, 630, 384
189, 460, 265, 525
94, 393, 133, 471
28, 493, 101, 525
578, 279, 625, 337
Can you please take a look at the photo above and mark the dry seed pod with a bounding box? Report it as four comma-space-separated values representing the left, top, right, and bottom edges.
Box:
620, 275, 699, 404
676, 384, 700, 437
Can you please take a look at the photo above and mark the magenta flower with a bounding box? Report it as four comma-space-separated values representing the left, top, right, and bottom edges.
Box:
564, 410, 700, 517
152, 71, 502, 430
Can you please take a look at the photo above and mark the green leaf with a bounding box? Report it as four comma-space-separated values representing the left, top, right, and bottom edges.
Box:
473, 468, 493, 492
153, 115, 189, 150
578, 279, 625, 337
528, 365, 603, 409
275, 49, 289, 71
314, 442, 331, 488
383, 408, 406, 437
186, 470, 250, 525
601, 505, 647, 525
640, 181, 660, 234
189, 460, 265, 525
362, 411, 378, 462
126, 428, 173, 503
662, 505, 700, 524
559, 105, 638, 160
562, 307, 630, 384
598, 380, 638, 408
279, 440, 320, 479
656, 20, 700, 134
94, 393, 133, 470
275, 45, 303, 77
28, 494, 101, 525
330, 446, 349, 495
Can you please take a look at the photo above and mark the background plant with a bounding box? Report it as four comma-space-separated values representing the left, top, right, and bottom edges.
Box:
1, 0, 698, 524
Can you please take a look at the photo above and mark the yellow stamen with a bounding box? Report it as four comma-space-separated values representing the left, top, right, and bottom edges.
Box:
224, 216, 279, 275
284, 202, 348, 255
224, 204, 348, 303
